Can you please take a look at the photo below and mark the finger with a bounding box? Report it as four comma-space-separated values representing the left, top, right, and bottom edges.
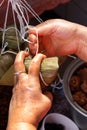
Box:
28, 34, 37, 44
29, 42, 38, 55
44, 91, 53, 103
14, 51, 29, 72
29, 20, 54, 36
29, 29, 47, 55
29, 38, 46, 55
29, 26, 39, 40
28, 31, 39, 55
29, 27, 37, 35
44, 91, 53, 110
14, 51, 29, 84
28, 53, 46, 77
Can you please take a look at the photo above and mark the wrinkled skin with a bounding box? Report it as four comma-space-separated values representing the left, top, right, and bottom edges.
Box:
7, 18, 87, 130
7, 51, 53, 130
29, 19, 87, 61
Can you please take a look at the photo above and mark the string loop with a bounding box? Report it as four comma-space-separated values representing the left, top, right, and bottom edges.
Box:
0, 0, 42, 55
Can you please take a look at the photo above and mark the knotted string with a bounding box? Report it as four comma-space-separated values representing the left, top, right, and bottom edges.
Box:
0, 0, 43, 55
0, 0, 48, 87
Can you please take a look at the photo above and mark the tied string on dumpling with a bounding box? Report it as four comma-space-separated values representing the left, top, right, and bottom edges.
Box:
28, 26, 49, 87
0, 0, 48, 87
0, 0, 43, 55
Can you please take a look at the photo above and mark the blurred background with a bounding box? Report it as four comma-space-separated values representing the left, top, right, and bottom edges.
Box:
1, 0, 87, 130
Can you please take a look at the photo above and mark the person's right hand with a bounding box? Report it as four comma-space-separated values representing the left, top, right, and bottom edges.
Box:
29, 19, 87, 61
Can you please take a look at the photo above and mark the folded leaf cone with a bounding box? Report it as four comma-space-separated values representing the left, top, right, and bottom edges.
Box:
0, 56, 59, 90
0, 53, 15, 79
0, 27, 23, 51
25, 57, 59, 89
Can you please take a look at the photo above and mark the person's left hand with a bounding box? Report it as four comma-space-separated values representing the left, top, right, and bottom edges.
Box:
7, 51, 53, 130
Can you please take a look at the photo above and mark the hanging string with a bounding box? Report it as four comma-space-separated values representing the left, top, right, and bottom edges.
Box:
31, 26, 39, 55
11, 3, 20, 52
68, 54, 77, 59
0, 0, 43, 55
0, 0, 49, 87
0, 0, 5, 7
1, 42, 17, 55
40, 72, 48, 87
2, 0, 10, 49
20, 0, 43, 23
1, 26, 22, 55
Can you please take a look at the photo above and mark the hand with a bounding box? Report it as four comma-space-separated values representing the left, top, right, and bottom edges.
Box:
7, 51, 53, 130
29, 19, 87, 61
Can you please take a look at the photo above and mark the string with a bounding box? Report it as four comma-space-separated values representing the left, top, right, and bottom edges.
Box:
0, 0, 43, 55
40, 72, 48, 87
0, 0, 48, 87
68, 55, 77, 59
2, 0, 10, 49
14, 2, 29, 35
11, 2, 20, 52
12, 1, 26, 36
0, 0, 5, 7
32, 26, 39, 55
20, 0, 43, 23
1, 27, 22, 55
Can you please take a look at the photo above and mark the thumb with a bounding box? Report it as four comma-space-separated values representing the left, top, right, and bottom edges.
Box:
29, 20, 54, 36
44, 91, 53, 107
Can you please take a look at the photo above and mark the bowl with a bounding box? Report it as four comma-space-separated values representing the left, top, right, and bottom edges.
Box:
63, 58, 87, 130
40, 113, 79, 130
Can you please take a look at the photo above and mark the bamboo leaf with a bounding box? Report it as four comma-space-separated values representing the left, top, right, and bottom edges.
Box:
0, 57, 59, 89
0, 65, 14, 86
25, 57, 59, 88
0, 53, 15, 79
